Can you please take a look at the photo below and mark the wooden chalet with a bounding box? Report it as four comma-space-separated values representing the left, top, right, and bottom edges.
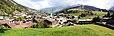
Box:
0, 20, 33, 28
76, 19, 93, 24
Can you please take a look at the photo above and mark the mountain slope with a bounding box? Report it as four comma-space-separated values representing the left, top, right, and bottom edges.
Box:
81, 5, 101, 10
64, 5, 101, 10
0, 0, 43, 16
40, 4, 81, 13
56, 4, 112, 14
110, 7, 114, 10
41, 6, 65, 13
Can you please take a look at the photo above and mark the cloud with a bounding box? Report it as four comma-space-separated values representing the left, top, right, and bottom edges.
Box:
83, 0, 114, 10
13, 0, 52, 10
13, 0, 88, 10
30, 0, 43, 2
31, 0, 52, 9
13, 0, 114, 10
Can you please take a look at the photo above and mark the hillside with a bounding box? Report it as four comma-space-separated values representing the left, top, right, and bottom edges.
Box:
40, 4, 81, 13
0, 24, 114, 36
56, 6, 107, 20
0, 0, 43, 16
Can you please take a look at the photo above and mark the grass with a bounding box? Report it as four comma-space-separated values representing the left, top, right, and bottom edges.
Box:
79, 15, 95, 19
93, 11, 107, 17
68, 11, 107, 19
0, 24, 114, 36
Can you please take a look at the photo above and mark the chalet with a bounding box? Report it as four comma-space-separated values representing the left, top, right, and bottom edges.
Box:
0, 16, 3, 20
32, 16, 42, 22
42, 19, 52, 28
14, 13, 27, 18
52, 19, 59, 25
62, 20, 74, 26
25, 17, 33, 22
0, 20, 9, 24
42, 15, 76, 27
106, 19, 114, 25
95, 20, 114, 29
102, 17, 112, 22
0, 20, 33, 28
0, 20, 10, 28
45, 18, 59, 28
72, 16, 78, 20
52, 19, 59, 27
77, 19, 93, 24
8, 22, 33, 28
0, 15, 9, 20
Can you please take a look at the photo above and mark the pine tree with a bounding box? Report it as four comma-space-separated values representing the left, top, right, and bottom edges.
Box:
107, 12, 110, 17
111, 12, 114, 19
92, 16, 100, 23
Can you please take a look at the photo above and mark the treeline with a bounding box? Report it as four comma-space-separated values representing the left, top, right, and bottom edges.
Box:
0, 0, 42, 16
0, 0, 26, 15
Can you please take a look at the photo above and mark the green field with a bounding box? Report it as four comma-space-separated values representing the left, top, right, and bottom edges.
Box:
68, 11, 107, 19
0, 24, 114, 36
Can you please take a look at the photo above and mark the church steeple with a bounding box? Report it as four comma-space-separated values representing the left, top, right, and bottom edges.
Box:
81, 5, 84, 9
50, 13, 53, 17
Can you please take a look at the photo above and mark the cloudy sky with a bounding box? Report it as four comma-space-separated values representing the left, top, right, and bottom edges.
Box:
13, 0, 114, 10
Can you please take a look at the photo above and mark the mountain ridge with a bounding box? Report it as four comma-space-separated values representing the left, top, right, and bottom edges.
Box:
40, 4, 106, 13
41, 4, 81, 13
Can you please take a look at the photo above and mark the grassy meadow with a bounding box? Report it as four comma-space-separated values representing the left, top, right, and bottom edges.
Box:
0, 24, 114, 36
68, 11, 107, 19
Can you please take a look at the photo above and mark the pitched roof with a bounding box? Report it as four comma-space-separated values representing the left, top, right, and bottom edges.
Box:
0, 20, 9, 24
0, 20, 33, 28
8, 22, 33, 28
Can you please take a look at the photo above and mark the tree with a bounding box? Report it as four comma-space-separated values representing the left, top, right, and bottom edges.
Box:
42, 20, 52, 28
92, 17, 97, 23
107, 12, 111, 17
15, 16, 25, 21
96, 16, 100, 22
33, 20, 52, 28
111, 12, 114, 19
33, 21, 41, 28
92, 16, 101, 23
0, 24, 5, 33
79, 13, 86, 17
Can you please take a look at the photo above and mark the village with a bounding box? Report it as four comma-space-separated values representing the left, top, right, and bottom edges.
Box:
0, 11, 114, 29
1, 0, 114, 36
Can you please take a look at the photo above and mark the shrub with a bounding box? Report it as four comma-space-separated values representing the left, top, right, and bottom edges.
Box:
0, 24, 4, 33
92, 16, 100, 23
33, 20, 52, 28
15, 16, 25, 21
33, 21, 41, 28
40, 20, 52, 28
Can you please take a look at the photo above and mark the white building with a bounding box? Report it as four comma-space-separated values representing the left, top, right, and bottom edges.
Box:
0, 16, 3, 20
